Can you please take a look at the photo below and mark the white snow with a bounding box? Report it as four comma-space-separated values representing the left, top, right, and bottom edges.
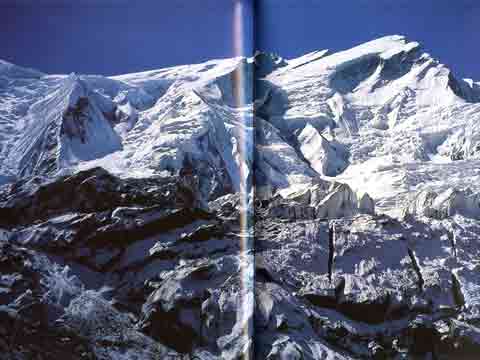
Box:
2, 35, 480, 218
259, 34, 480, 216
297, 123, 349, 176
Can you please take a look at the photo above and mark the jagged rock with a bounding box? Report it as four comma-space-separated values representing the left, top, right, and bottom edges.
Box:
139, 256, 250, 356
255, 282, 351, 360
0, 166, 212, 228
357, 192, 375, 215
255, 211, 480, 357
267, 201, 316, 220
0, 242, 97, 360
265, 182, 375, 221
0, 161, 252, 358
448, 319, 480, 357
254, 52, 287, 78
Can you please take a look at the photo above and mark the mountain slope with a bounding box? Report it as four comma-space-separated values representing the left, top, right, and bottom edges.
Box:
257, 35, 480, 215
1, 35, 480, 359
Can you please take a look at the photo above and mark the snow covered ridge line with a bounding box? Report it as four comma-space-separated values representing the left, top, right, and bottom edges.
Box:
0, 36, 478, 194
1, 33, 480, 213
0, 56, 254, 184
257, 35, 480, 215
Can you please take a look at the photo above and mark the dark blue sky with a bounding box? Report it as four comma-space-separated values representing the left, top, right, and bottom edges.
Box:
1, 0, 478, 79
256, 0, 480, 80
0, 0, 253, 76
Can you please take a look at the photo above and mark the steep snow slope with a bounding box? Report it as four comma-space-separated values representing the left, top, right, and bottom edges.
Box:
259, 35, 480, 216
0, 51, 369, 207
79, 57, 255, 201
2, 54, 362, 208
0, 57, 255, 200
0, 60, 49, 181
3, 35, 480, 208
0, 67, 141, 181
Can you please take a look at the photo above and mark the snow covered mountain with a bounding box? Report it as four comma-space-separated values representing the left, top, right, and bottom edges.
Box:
255, 35, 480, 359
0, 57, 254, 201
257, 35, 480, 215
1, 35, 480, 359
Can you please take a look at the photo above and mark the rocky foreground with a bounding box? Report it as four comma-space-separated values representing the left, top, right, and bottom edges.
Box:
0, 166, 479, 359
0, 167, 252, 359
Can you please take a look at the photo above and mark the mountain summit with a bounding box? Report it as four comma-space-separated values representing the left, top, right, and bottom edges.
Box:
257, 34, 480, 215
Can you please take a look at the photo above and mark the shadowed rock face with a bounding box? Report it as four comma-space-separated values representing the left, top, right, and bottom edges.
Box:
0, 242, 97, 359
0, 164, 385, 359
61, 97, 90, 142
0, 167, 180, 227
255, 212, 480, 359
0, 168, 255, 359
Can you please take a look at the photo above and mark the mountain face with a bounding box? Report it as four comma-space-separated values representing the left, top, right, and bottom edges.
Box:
1, 36, 480, 359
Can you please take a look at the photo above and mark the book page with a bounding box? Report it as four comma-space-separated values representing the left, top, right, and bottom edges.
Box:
253, 0, 480, 359
0, 0, 255, 359
1, 0, 480, 359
